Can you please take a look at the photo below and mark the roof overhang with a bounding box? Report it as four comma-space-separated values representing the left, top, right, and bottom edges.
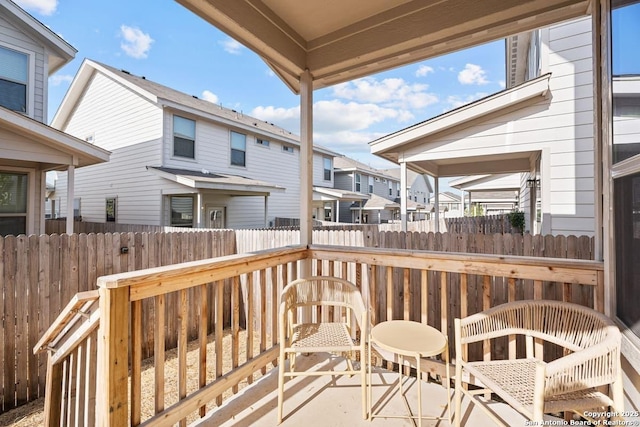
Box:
313, 186, 370, 201
449, 173, 522, 191
0, 0, 76, 74
176, 0, 589, 93
147, 167, 286, 196
370, 73, 551, 157
0, 107, 110, 169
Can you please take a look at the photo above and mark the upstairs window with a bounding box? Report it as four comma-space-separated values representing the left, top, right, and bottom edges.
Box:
368, 176, 374, 193
173, 115, 195, 159
388, 181, 393, 196
256, 138, 270, 147
0, 46, 28, 113
355, 173, 361, 192
282, 145, 294, 153
230, 131, 247, 166
323, 157, 332, 181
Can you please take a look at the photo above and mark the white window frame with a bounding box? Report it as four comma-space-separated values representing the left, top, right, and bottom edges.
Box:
0, 166, 35, 235
230, 131, 247, 167
0, 41, 35, 118
323, 157, 332, 181
172, 115, 196, 159
368, 176, 374, 193
355, 173, 361, 192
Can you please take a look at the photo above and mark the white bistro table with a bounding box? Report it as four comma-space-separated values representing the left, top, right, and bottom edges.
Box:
368, 320, 451, 427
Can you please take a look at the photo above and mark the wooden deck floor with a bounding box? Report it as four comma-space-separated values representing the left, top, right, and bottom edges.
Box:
192, 353, 530, 427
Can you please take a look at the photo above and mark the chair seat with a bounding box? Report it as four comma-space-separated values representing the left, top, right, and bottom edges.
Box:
466, 358, 614, 415
289, 322, 355, 353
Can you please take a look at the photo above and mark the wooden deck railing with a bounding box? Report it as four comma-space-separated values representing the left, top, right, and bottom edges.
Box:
33, 290, 100, 427
37, 244, 604, 426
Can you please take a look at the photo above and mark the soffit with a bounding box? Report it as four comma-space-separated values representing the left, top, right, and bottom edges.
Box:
177, 0, 590, 92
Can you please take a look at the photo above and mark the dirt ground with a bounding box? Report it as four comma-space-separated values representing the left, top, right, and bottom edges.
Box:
0, 329, 271, 426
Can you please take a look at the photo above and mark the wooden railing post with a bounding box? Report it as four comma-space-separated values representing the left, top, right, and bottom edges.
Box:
97, 285, 130, 427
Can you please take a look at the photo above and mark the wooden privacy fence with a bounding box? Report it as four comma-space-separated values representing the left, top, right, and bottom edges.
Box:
0, 230, 236, 412
378, 214, 517, 234
0, 228, 595, 414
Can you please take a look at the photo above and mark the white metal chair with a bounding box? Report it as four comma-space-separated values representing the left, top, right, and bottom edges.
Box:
277, 276, 368, 424
454, 300, 623, 426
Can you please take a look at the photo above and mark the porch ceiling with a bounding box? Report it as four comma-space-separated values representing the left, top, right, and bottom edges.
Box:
176, 0, 590, 92
404, 150, 538, 178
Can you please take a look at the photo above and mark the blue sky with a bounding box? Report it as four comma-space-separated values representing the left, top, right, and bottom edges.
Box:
18, 0, 506, 173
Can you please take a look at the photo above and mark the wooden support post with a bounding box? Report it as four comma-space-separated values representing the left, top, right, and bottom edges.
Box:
98, 286, 130, 427
44, 353, 63, 427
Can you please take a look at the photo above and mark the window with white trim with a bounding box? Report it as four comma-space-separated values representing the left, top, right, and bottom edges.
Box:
230, 131, 246, 166
170, 196, 194, 227
173, 115, 195, 159
368, 176, 374, 193
256, 138, 270, 147
355, 173, 361, 192
106, 198, 116, 222
323, 157, 332, 181
0, 46, 28, 113
282, 145, 294, 153
0, 172, 27, 236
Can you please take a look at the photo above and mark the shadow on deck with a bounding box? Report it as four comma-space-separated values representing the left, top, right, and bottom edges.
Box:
193, 353, 529, 427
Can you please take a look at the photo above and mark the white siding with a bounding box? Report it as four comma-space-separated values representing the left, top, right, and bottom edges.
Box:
404, 17, 595, 236
56, 139, 165, 224
0, 14, 46, 122
62, 72, 163, 150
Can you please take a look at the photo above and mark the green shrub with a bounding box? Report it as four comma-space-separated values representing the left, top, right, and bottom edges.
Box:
507, 211, 525, 233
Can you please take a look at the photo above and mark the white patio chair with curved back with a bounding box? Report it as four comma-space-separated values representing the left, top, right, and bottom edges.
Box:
277, 276, 368, 424
454, 300, 623, 426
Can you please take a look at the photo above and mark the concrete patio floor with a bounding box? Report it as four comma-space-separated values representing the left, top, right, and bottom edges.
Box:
192, 353, 531, 427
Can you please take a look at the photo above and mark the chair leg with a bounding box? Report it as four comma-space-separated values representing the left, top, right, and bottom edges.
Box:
277, 351, 286, 424
454, 361, 463, 427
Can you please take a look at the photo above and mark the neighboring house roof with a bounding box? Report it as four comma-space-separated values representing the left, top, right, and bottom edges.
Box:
430, 191, 461, 204
313, 187, 370, 201
360, 194, 399, 211
0, 106, 110, 168
52, 59, 337, 157
381, 168, 434, 193
352, 194, 426, 211
466, 191, 518, 202
369, 73, 551, 176
146, 167, 285, 195
333, 156, 397, 180
0, 0, 76, 73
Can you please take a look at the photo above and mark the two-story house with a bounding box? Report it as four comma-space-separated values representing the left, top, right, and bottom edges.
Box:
0, 0, 109, 237
51, 59, 337, 229
371, 16, 595, 236
332, 156, 427, 224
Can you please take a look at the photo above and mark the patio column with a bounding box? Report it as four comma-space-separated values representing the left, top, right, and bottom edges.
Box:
400, 161, 407, 231
66, 164, 75, 235
264, 195, 269, 227
195, 192, 202, 228
435, 177, 440, 232
300, 70, 313, 277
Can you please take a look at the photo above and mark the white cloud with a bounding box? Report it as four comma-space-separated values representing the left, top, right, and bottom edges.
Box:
119, 25, 154, 59
220, 38, 243, 55
416, 65, 434, 77
265, 68, 276, 77
498, 80, 506, 89
446, 92, 489, 108
333, 77, 438, 109
49, 74, 73, 86
14, 0, 57, 15
201, 90, 219, 104
458, 63, 489, 85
